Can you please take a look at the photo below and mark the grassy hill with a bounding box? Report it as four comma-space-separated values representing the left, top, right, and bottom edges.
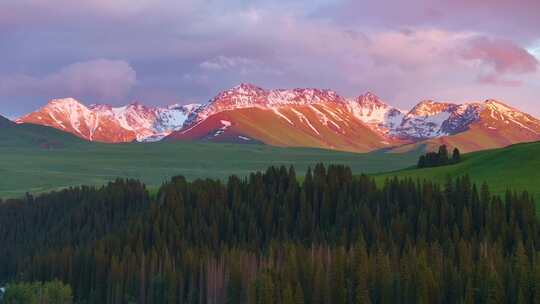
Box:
0, 120, 84, 148
0, 124, 419, 197
7, 120, 537, 202
375, 141, 540, 202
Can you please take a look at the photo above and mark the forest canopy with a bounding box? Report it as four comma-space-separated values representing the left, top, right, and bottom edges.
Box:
0, 164, 538, 304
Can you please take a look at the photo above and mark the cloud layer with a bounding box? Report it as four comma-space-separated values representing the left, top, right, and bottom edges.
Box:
0, 59, 136, 103
0, 0, 538, 117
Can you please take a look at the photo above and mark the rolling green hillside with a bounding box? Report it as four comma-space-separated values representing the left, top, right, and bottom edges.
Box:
376, 141, 540, 201
0, 124, 419, 197
0, 120, 84, 148
5, 120, 537, 201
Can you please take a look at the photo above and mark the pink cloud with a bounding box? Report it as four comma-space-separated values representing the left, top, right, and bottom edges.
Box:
324, 0, 540, 42
0, 59, 136, 101
461, 37, 538, 74
477, 74, 522, 87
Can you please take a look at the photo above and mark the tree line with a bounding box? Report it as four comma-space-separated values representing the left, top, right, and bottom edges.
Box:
418, 145, 461, 168
0, 164, 539, 303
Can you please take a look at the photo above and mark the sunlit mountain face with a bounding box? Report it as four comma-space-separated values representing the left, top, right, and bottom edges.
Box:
15, 84, 540, 153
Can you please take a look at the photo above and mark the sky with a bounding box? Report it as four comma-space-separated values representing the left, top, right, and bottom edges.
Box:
0, 0, 539, 118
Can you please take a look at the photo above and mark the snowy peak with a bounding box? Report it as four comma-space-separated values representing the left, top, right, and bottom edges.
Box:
13, 84, 540, 152
483, 99, 518, 114
475, 99, 533, 123
185, 84, 540, 143
396, 100, 465, 139
42, 98, 94, 119
17, 99, 202, 142
46, 98, 87, 109
356, 92, 388, 108
186, 84, 349, 126
266, 88, 344, 106
393, 98, 540, 139
406, 100, 455, 117
347, 92, 404, 133
212, 83, 267, 106
229, 83, 266, 96
209, 84, 344, 108
477, 99, 540, 135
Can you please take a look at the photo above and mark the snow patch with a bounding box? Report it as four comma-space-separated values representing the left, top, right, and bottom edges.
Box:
291, 108, 320, 135
271, 108, 294, 125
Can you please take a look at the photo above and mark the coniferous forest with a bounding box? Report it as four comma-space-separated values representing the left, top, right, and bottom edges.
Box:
0, 164, 539, 304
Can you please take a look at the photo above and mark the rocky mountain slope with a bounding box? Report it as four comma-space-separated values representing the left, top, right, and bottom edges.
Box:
16, 83, 540, 152
169, 84, 540, 152
169, 84, 407, 152
17, 99, 201, 143
392, 100, 540, 152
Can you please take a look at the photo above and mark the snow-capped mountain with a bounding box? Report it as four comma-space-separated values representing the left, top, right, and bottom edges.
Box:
347, 92, 405, 133
172, 84, 540, 152
390, 99, 540, 153
169, 83, 406, 152
17, 98, 201, 143
183, 83, 348, 127
14, 84, 540, 152
393, 100, 458, 138
391, 99, 540, 141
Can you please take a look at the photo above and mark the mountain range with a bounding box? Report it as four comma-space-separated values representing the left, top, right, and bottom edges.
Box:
16, 98, 200, 143
11, 83, 540, 152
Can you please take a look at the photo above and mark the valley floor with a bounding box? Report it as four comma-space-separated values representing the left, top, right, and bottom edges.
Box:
0, 141, 418, 198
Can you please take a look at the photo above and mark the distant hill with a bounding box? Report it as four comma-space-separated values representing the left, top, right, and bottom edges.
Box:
0, 118, 83, 149
0, 114, 15, 128
376, 141, 540, 202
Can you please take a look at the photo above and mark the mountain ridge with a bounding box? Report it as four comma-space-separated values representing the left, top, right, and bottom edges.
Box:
17, 99, 201, 143
15, 84, 540, 152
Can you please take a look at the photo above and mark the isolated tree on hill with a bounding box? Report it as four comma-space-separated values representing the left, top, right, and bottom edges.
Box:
438, 145, 449, 164
452, 148, 461, 164
417, 145, 461, 168
418, 155, 426, 168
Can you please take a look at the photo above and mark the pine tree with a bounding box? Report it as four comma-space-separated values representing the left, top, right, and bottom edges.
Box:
417, 155, 426, 168
452, 148, 461, 164
438, 145, 449, 164
1, 165, 540, 304
282, 283, 295, 304
294, 282, 305, 304
486, 272, 503, 304
533, 257, 540, 304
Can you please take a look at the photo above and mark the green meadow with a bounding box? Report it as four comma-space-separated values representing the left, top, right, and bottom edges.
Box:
0, 124, 418, 197
376, 141, 540, 202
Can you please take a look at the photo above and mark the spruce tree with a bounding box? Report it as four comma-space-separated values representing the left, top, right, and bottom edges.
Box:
438, 145, 449, 165
452, 147, 461, 164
